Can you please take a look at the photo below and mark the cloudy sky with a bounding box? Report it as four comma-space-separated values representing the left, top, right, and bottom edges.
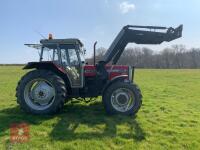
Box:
0, 0, 200, 63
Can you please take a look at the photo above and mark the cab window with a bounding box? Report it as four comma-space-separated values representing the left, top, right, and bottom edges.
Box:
68, 49, 79, 66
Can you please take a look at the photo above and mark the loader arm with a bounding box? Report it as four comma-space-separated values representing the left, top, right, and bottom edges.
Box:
101, 25, 183, 64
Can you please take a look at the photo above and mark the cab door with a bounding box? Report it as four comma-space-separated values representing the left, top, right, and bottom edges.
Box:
60, 44, 83, 88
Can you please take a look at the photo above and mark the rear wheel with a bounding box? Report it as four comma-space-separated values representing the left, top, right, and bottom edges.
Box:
16, 70, 66, 115
103, 81, 142, 115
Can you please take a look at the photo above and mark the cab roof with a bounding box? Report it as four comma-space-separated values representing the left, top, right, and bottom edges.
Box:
40, 38, 84, 47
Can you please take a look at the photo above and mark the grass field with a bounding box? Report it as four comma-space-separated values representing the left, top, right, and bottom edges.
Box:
0, 66, 200, 150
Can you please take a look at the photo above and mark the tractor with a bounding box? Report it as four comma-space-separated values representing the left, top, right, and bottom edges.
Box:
16, 25, 183, 115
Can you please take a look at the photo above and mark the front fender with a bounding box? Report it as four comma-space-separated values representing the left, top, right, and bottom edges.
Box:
102, 75, 130, 94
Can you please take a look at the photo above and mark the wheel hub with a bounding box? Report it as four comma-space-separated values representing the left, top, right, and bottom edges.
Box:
115, 93, 129, 106
111, 88, 135, 112
38, 91, 45, 98
24, 79, 55, 110
31, 81, 55, 105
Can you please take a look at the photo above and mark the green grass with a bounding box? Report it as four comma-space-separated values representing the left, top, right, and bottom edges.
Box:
0, 66, 200, 150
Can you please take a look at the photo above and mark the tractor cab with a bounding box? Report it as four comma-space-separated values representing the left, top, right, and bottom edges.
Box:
25, 37, 85, 88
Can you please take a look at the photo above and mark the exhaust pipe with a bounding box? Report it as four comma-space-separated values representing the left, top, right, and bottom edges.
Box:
94, 41, 97, 65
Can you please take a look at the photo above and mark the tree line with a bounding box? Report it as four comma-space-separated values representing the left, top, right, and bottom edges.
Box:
87, 45, 200, 69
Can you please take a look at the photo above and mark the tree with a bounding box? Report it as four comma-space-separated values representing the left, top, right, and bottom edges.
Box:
86, 45, 200, 69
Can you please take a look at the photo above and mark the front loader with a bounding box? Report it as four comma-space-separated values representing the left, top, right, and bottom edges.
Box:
16, 24, 183, 115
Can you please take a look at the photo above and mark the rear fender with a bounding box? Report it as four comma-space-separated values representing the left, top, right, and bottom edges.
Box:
24, 62, 72, 90
24, 62, 64, 72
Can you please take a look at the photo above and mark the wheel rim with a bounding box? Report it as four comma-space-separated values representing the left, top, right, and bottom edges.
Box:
111, 88, 135, 112
24, 78, 55, 111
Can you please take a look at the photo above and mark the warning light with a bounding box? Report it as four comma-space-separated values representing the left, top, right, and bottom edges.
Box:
48, 34, 53, 40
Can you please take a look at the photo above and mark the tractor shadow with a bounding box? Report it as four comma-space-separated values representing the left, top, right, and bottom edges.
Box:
50, 101, 146, 142
0, 101, 146, 142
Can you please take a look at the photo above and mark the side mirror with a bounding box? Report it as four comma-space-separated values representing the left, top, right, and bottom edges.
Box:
83, 49, 86, 55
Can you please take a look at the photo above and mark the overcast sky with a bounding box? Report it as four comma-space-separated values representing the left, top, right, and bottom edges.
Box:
0, 0, 200, 63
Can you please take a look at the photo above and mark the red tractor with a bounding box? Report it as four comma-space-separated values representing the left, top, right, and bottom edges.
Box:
16, 25, 183, 115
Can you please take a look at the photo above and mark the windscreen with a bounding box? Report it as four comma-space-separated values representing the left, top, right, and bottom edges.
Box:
41, 45, 59, 63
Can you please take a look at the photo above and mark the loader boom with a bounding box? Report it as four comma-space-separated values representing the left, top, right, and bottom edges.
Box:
101, 25, 183, 64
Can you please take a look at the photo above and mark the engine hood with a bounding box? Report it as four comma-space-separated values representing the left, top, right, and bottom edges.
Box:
84, 65, 129, 80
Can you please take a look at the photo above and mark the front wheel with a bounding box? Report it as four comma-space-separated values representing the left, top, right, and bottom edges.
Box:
103, 82, 142, 115
16, 70, 67, 115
